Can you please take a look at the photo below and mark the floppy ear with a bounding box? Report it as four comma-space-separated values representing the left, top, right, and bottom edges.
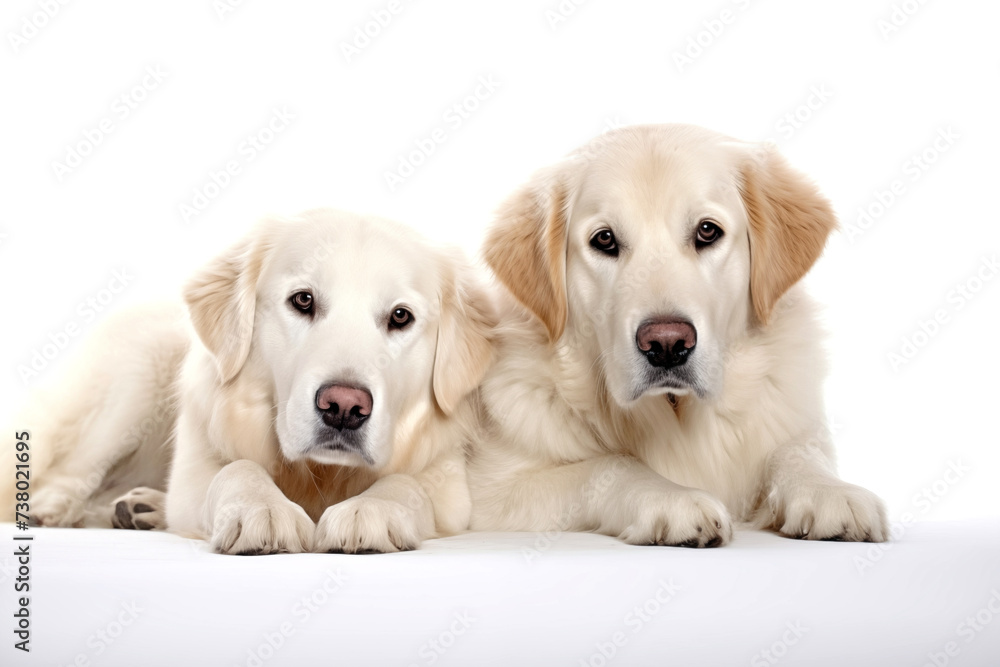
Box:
483, 166, 570, 342
183, 229, 273, 384
432, 257, 496, 415
739, 145, 838, 325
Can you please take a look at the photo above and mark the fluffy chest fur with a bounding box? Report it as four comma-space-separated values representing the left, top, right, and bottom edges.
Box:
482, 287, 827, 521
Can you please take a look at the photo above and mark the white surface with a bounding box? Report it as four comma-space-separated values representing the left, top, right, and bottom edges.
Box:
2, 1, 999, 522
2, 520, 999, 666
3, 4, 1000, 663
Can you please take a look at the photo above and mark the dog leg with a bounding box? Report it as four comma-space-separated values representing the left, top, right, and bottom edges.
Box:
472, 455, 732, 548
30, 398, 154, 528
203, 460, 315, 555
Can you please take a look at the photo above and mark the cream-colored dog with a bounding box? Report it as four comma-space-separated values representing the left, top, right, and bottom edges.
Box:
6, 209, 494, 554
468, 124, 888, 546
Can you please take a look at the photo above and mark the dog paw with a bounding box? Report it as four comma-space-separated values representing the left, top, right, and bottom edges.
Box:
30, 483, 87, 527
211, 499, 315, 555
111, 487, 166, 530
618, 489, 732, 548
763, 480, 888, 542
315, 497, 423, 554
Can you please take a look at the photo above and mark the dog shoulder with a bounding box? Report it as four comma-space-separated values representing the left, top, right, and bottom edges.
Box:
176, 335, 279, 470
478, 298, 608, 466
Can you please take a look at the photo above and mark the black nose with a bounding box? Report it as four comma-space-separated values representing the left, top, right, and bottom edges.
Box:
315, 384, 373, 431
636, 319, 697, 369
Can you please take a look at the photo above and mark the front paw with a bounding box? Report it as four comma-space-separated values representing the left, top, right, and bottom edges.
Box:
619, 489, 732, 548
211, 499, 315, 555
315, 497, 423, 554
762, 480, 888, 542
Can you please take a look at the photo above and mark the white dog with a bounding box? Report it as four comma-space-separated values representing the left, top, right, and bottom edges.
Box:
467, 124, 888, 546
5, 209, 494, 554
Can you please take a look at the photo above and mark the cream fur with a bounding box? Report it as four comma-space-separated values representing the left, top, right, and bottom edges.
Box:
468, 124, 888, 546
5, 209, 494, 555
2, 302, 187, 528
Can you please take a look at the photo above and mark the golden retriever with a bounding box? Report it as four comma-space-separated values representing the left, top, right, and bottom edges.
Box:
6, 209, 494, 554
467, 124, 888, 546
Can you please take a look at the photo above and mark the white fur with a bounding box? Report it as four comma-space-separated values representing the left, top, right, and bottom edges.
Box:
4, 303, 186, 528
468, 125, 888, 546
5, 209, 493, 555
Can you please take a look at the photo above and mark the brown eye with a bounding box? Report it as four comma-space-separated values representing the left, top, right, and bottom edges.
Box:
290, 291, 313, 314
589, 229, 619, 257
696, 221, 723, 248
389, 307, 413, 330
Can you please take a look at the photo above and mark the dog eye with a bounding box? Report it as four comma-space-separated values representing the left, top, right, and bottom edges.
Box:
695, 221, 723, 248
289, 291, 314, 314
589, 229, 619, 257
388, 307, 413, 330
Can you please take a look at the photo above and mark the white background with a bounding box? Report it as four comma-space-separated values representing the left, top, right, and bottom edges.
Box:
1, 0, 998, 524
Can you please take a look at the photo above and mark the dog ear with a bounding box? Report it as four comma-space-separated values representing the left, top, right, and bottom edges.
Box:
183, 227, 274, 383
483, 166, 570, 342
432, 255, 496, 415
739, 145, 837, 325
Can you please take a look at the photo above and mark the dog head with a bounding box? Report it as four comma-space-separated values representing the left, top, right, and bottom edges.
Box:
184, 209, 494, 468
485, 124, 835, 407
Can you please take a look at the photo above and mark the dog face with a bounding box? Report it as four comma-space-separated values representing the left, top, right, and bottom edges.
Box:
486, 125, 835, 407
184, 209, 493, 468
